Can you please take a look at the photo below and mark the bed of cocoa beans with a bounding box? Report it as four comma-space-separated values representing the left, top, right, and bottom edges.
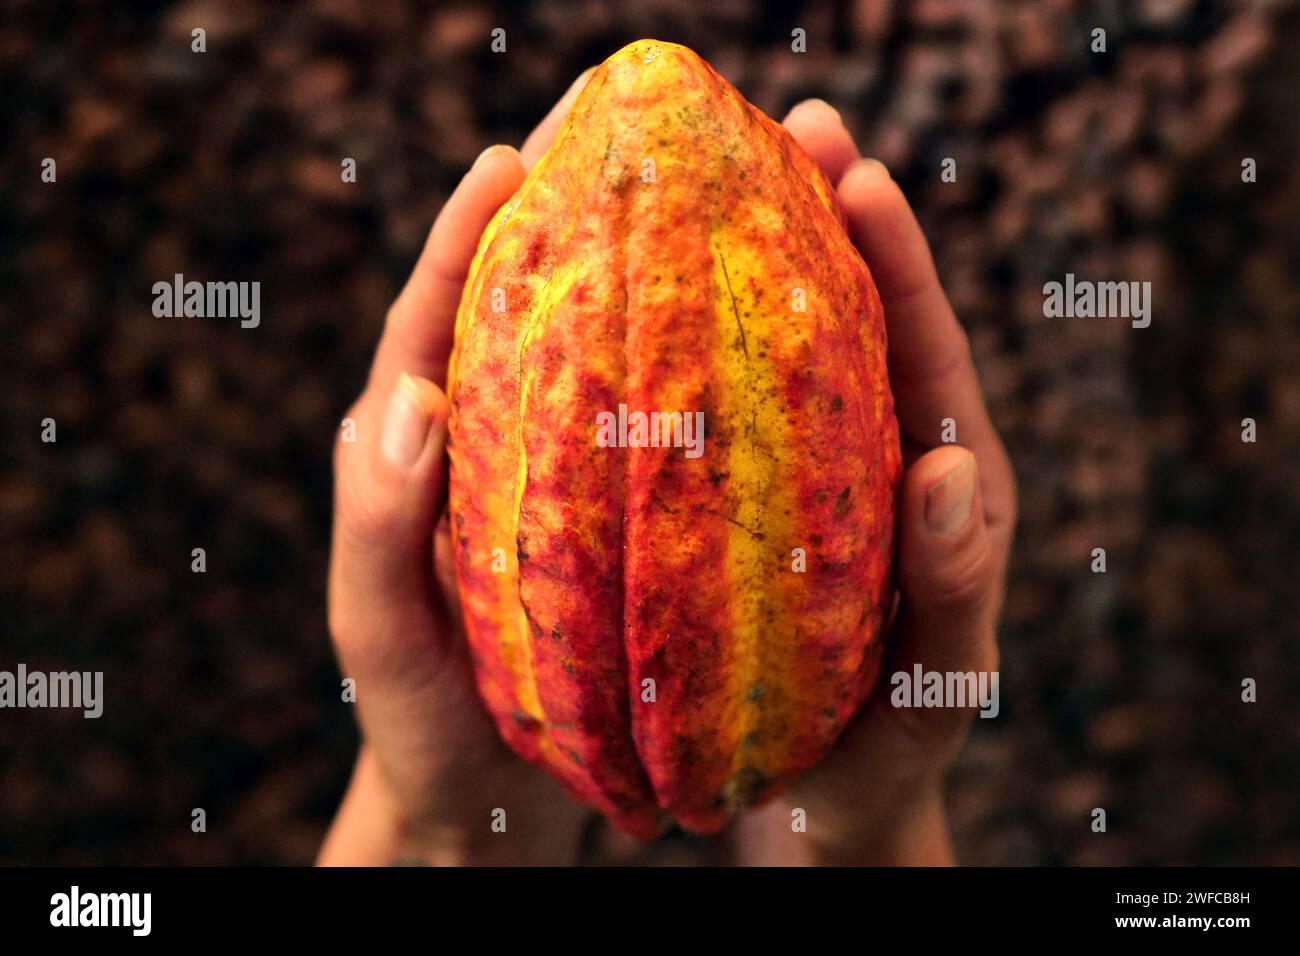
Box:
1, 0, 1296, 865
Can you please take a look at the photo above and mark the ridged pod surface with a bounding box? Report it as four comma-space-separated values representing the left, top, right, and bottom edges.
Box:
447, 40, 901, 837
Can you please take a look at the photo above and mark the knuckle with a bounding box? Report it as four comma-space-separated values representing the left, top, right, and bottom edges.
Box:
976, 640, 1001, 677
335, 457, 402, 549
929, 543, 995, 614
894, 322, 972, 390
340, 484, 402, 549
325, 587, 361, 656
325, 566, 389, 667
1004, 480, 1020, 542
990, 443, 1020, 535
882, 694, 974, 759
332, 399, 365, 470
382, 298, 405, 335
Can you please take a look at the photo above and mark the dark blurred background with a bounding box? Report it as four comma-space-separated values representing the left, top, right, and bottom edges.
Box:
2, 0, 1298, 865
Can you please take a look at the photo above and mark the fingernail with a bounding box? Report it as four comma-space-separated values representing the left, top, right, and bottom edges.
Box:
568, 67, 595, 94
472, 144, 506, 170
849, 156, 891, 179
924, 453, 976, 535
794, 97, 844, 125
381, 372, 443, 468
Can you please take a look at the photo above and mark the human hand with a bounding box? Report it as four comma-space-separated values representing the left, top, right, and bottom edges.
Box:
318, 73, 597, 867
318, 78, 1015, 867
729, 100, 1018, 866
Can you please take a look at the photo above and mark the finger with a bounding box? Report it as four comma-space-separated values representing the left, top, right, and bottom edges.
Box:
520, 67, 594, 171
781, 98, 861, 185
839, 159, 985, 436
329, 372, 450, 670
799, 447, 995, 803
838, 159, 1017, 546
849, 446, 999, 765
895, 446, 998, 668
369, 145, 527, 396
330, 373, 502, 803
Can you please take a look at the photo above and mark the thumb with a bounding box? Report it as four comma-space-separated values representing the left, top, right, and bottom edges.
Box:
897, 445, 997, 660
329, 372, 452, 677
777, 445, 1000, 834
873, 445, 1000, 750
328, 372, 506, 810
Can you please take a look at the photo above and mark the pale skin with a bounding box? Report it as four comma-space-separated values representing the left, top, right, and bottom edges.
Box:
318, 73, 1017, 867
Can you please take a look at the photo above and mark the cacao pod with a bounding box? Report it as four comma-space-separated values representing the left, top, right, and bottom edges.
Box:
447, 40, 901, 838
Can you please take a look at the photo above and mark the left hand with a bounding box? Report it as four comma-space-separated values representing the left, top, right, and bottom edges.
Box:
729, 100, 1018, 865
318, 73, 598, 866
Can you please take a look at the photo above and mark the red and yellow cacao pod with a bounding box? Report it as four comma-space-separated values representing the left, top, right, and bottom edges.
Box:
447, 39, 902, 838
